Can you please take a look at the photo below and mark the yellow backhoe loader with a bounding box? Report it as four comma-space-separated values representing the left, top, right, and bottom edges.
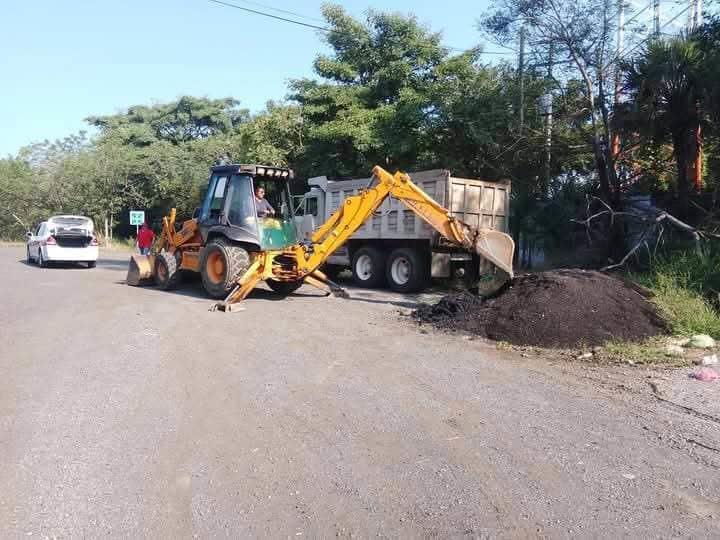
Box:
127, 164, 515, 311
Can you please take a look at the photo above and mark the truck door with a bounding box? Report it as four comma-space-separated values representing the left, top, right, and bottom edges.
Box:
297, 194, 320, 241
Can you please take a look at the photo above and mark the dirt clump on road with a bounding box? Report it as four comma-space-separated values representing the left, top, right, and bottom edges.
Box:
413, 269, 667, 347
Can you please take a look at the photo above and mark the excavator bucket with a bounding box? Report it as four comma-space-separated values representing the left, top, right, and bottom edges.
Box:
473, 229, 515, 296
126, 254, 155, 286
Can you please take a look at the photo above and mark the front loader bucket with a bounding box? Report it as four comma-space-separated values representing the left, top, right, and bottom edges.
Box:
126, 254, 155, 286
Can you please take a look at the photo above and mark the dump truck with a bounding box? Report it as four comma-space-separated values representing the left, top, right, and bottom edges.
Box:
295, 169, 511, 292
127, 163, 514, 311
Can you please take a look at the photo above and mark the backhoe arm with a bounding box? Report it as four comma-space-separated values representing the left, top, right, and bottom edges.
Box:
294, 166, 514, 281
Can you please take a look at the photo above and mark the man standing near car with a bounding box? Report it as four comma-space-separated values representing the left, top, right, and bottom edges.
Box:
137, 222, 155, 255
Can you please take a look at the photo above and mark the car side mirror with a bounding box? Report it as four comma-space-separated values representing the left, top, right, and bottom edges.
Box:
25, 231, 32, 238
192, 207, 200, 219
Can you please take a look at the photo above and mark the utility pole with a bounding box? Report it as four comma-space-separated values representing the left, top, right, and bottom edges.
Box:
686, 0, 703, 191
611, 0, 624, 159
688, 0, 702, 30
518, 25, 526, 133
543, 43, 555, 192
653, 0, 660, 36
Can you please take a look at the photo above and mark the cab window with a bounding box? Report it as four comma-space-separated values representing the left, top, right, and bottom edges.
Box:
305, 197, 318, 217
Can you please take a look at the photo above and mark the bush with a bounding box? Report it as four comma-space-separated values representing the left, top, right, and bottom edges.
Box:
632, 249, 720, 337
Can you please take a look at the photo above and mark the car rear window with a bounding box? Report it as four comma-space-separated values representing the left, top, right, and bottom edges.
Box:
51, 217, 91, 228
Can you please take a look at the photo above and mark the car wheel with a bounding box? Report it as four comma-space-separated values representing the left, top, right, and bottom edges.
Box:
26, 246, 33, 264
351, 246, 386, 288
385, 247, 428, 293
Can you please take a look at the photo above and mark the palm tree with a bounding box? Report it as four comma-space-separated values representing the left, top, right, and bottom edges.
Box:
625, 37, 704, 218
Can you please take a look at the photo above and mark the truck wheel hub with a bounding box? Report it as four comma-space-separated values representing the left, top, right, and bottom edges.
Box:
390, 257, 410, 285
355, 254, 373, 279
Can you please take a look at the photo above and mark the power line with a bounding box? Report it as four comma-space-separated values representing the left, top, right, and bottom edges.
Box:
227, 0, 326, 23
205, 0, 516, 56
608, 1, 693, 67
207, 0, 330, 31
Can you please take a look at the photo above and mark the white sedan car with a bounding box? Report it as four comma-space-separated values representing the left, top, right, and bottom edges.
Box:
26, 215, 99, 268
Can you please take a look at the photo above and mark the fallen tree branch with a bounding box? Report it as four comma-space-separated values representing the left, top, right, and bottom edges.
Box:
573, 197, 720, 272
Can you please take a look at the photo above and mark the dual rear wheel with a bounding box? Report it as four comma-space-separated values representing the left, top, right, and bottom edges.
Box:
351, 246, 428, 293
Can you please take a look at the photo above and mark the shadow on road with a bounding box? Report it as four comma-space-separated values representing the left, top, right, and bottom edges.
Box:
19, 259, 93, 270
115, 280, 325, 302
96, 258, 133, 269
343, 295, 421, 309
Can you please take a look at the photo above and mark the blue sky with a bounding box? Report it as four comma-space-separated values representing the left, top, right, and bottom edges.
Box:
0, 0, 517, 157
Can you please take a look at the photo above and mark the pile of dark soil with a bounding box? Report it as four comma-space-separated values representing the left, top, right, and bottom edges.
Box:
413, 269, 667, 347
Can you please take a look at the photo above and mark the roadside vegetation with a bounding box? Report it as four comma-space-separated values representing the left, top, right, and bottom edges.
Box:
632, 250, 720, 338
1, 3, 720, 335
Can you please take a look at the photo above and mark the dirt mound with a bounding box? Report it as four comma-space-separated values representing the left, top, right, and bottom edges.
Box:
413, 269, 667, 347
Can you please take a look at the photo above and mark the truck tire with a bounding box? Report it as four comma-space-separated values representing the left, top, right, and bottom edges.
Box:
267, 279, 303, 296
351, 246, 386, 288
154, 251, 181, 290
200, 238, 250, 299
386, 247, 428, 293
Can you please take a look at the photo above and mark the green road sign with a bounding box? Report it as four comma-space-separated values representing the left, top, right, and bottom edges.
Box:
129, 210, 145, 226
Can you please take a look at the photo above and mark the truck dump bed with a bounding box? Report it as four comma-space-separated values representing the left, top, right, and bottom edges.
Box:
310, 169, 510, 240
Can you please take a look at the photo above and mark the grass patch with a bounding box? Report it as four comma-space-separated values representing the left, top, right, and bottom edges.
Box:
630, 250, 720, 338
602, 337, 683, 365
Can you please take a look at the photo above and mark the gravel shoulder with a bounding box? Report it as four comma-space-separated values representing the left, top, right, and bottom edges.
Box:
1, 247, 719, 537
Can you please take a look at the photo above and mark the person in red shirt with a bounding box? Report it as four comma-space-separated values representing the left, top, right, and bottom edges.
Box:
137, 223, 155, 255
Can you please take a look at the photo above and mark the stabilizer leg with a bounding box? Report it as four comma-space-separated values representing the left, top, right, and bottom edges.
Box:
305, 270, 350, 298
211, 258, 264, 312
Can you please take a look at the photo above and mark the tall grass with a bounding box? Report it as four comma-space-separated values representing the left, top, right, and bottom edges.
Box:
632, 250, 720, 337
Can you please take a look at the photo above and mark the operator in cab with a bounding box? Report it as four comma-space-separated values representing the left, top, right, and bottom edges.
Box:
254, 186, 275, 217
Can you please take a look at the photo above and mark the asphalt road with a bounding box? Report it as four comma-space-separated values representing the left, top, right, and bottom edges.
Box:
1, 246, 719, 538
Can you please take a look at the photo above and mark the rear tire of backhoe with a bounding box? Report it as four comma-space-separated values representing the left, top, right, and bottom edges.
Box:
267, 279, 303, 296
154, 251, 181, 290
199, 238, 250, 299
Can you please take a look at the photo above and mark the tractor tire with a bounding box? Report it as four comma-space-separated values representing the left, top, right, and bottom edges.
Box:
385, 247, 428, 293
154, 251, 181, 290
267, 279, 303, 296
199, 238, 250, 299
351, 246, 386, 288
321, 264, 343, 281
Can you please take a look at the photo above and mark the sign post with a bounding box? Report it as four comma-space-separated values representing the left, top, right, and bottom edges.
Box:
129, 210, 145, 236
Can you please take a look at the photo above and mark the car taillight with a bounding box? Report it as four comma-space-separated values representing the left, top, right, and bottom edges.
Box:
45, 236, 56, 245
90, 237, 98, 246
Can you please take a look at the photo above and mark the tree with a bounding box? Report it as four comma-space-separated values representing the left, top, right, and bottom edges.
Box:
624, 37, 705, 217
291, 4, 449, 176
87, 96, 248, 146
482, 0, 631, 207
